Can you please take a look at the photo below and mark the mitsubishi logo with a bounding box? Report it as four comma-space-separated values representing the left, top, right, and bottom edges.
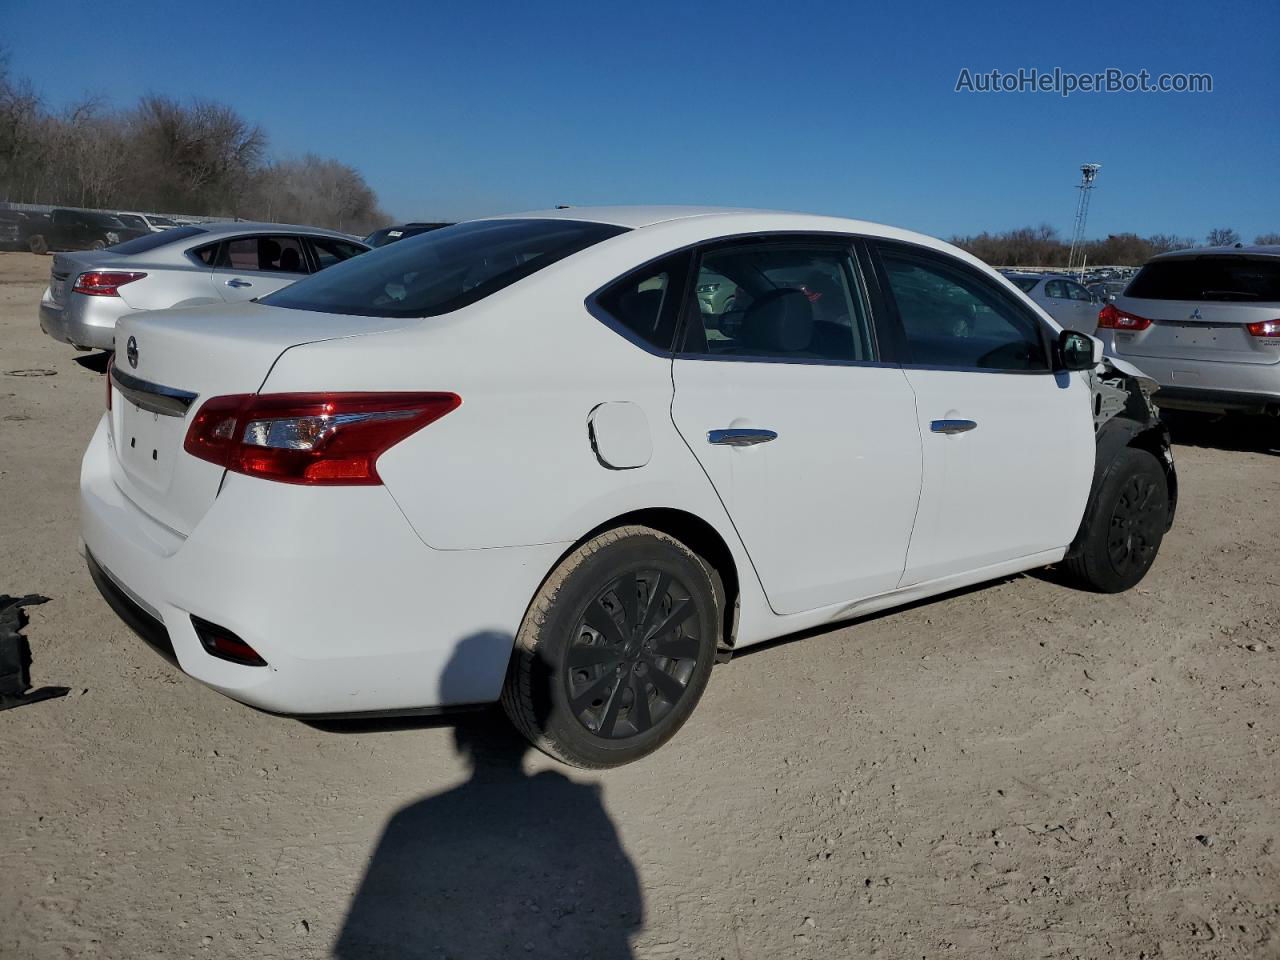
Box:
1189, 308, 1203, 321
126, 336, 138, 368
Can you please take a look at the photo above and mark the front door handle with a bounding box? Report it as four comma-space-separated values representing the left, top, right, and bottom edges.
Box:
708, 428, 777, 447
225, 278, 253, 288
930, 419, 977, 435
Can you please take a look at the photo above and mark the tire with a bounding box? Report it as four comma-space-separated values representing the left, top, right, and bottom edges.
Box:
1064, 447, 1169, 593
501, 525, 720, 768
28, 234, 48, 255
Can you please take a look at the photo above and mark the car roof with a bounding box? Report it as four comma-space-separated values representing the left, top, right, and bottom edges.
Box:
181, 220, 361, 241
1149, 244, 1280, 262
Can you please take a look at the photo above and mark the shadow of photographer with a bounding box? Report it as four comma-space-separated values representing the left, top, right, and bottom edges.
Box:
334, 635, 643, 959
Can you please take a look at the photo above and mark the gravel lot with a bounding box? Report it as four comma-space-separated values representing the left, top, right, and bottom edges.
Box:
1, 251, 1277, 959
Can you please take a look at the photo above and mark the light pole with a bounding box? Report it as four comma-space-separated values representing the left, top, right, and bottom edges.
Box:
1067, 163, 1101, 277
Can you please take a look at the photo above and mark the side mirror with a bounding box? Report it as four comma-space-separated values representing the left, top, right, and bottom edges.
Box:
1058, 329, 1102, 371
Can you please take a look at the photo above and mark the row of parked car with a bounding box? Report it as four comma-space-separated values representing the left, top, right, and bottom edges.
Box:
0, 207, 202, 255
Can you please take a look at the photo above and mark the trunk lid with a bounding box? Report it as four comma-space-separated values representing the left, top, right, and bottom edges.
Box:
1111, 296, 1280, 365
108, 302, 411, 536
49, 250, 135, 306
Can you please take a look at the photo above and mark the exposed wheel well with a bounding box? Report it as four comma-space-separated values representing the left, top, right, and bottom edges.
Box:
1128, 425, 1178, 528
565, 509, 741, 653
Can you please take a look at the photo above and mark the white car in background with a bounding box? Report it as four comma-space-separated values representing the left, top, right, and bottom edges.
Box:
116, 212, 184, 234
1005, 272, 1102, 333
82, 208, 1177, 767
39, 222, 369, 351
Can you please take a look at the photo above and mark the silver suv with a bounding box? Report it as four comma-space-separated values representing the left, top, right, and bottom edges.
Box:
1099, 246, 1280, 415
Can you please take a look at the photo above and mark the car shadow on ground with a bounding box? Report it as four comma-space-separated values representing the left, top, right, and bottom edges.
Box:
1162, 409, 1279, 456
329, 636, 643, 960
73, 350, 111, 374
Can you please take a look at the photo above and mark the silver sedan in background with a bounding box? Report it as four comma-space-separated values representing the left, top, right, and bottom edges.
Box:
1006, 272, 1102, 333
39, 222, 369, 351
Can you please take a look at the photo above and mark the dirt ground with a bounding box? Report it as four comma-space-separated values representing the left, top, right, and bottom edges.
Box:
0, 250, 1277, 959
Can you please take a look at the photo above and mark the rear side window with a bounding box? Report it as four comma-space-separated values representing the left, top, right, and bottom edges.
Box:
217, 235, 309, 274
1044, 279, 1069, 299
681, 243, 875, 362
264, 219, 628, 318
310, 237, 368, 270
107, 225, 206, 255
592, 252, 690, 351
879, 247, 1049, 371
1126, 257, 1280, 302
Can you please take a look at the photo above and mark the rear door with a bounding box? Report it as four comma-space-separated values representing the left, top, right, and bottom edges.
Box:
1111, 255, 1280, 365
212, 234, 311, 303
670, 237, 923, 615
870, 241, 1094, 586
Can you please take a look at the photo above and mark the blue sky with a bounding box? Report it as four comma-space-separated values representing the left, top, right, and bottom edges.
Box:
4, 0, 1277, 241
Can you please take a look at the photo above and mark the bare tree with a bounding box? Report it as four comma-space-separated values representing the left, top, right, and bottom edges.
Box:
1254, 232, 1280, 246
1147, 234, 1196, 255
1206, 227, 1240, 246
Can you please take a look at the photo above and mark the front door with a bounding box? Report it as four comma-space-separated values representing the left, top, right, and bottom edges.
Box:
872, 242, 1096, 586
670, 238, 923, 615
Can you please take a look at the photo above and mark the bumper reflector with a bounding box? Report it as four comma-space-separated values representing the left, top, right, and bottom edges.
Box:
191, 616, 267, 667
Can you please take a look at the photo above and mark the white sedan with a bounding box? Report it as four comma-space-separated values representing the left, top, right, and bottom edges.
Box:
81, 208, 1177, 767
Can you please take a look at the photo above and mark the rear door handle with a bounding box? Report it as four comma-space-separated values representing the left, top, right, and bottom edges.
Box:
930, 419, 977, 435
708, 428, 777, 447
225, 278, 253, 288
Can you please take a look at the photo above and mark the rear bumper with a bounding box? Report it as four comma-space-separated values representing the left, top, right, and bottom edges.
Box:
1106, 349, 1280, 414
39, 289, 133, 351
79, 416, 565, 715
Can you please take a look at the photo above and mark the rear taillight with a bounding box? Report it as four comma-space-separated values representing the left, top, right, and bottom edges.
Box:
183, 392, 461, 485
1097, 303, 1153, 331
73, 271, 147, 297
1246, 319, 1280, 338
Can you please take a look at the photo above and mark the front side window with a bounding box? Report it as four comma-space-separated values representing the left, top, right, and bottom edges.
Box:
217, 235, 309, 274
264, 219, 627, 318
593, 252, 689, 351
1066, 281, 1092, 301
680, 243, 874, 362
879, 247, 1049, 371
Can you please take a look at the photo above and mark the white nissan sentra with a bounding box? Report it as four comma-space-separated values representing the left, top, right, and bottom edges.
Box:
81, 207, 1177, 767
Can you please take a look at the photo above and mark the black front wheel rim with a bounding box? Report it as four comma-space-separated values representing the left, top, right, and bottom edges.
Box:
1107, 474, 1163, 574
564, 569, 702, 740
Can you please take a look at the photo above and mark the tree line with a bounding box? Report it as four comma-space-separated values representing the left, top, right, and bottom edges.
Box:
950, 224, 1280, 267
0, 52, 389, 234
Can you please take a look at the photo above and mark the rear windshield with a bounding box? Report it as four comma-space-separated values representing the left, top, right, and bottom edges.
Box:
1127, 256, 1280, 302
264, 219, 628, 318
107, 225, 207, 255
1009, 277, 1039, 293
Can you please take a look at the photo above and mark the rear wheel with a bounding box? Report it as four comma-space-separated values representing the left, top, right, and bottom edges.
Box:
501, 525, 719, 768
1064, 447, 1168, 593
28, 234, 48, 255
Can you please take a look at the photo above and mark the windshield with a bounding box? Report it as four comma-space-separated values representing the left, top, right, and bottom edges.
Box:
1009, 277, 1040, 293
1127, 257, 1280, 302
107, 225, 207, 255
265, 218, 628, 318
